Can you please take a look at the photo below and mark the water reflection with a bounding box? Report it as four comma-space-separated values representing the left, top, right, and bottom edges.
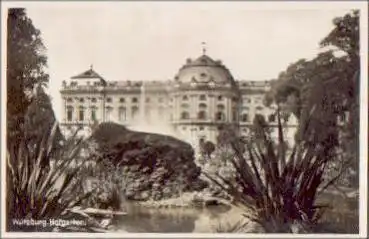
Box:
114, 202, 234, 233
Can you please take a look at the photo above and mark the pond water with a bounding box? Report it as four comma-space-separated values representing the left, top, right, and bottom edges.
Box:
111, 192, 359, 234
113, 203, 247, 233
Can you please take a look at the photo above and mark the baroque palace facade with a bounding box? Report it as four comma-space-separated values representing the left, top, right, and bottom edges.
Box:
60, 52, 298, 150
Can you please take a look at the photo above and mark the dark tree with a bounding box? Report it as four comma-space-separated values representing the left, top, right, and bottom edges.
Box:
200, 141, 216, 159
264, 10, 360, 187
7, 8, 49, 145
24, 86, 64, 150
264, 10, 359, 147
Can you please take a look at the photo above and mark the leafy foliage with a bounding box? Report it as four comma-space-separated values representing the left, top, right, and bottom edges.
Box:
7, 8, 50, 144
200, 141, 216, 159
6, 122, 97, 232
264, 10, 360, 187
204, 110, 346, 233
265, 10, 359, 142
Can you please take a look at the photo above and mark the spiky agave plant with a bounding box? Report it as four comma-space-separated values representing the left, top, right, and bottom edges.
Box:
204, 107, 344, 233
6, 122, 96, 232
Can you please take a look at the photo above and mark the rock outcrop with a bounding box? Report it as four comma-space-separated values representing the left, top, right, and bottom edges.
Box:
89, 122, 207, 201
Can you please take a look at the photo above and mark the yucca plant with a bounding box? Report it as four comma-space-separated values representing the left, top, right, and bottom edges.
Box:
6, 122, 97, 232
204, 107, 345, 233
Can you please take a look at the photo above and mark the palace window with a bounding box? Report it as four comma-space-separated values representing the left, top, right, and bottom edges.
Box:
91, 107, 97, 121
268, 114, 276, 122
131, 106, 139, 119
256, 106, 264, 111
241, 113, 249, 122
120, 98, 125, 103
79, 98, 84, 103
215, 112, 226, 121
218, 95, 223, 101
67, 106, 73, 121
67, 98, 73, 103
132, 97, 138, 103
217, 104, 225, 111
199, 126, 204, 131
105, 106, 113, 121
106, 97, 112, 103
182, 95, 189, 101
199, 138, 205, 146
181, 111, 190, 120
198, 111, 207, 120
199, 95, 206, 101
119, 107, 126, 121
79, 106, 85, 121
91, 98, 97, 103
199, 103, 207, 109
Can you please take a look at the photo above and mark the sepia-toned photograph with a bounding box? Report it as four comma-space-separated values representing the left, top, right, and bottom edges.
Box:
2, 1, 367, 237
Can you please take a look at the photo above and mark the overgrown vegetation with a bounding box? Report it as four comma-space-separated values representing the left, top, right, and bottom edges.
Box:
203, 10, 360, 233
204, 108, 353, 233
6, 8, 92, 232
264, 10, 360, 188
6, 122, 103, 232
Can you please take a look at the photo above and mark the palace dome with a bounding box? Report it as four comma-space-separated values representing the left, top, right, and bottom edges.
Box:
174, 54, 236, 87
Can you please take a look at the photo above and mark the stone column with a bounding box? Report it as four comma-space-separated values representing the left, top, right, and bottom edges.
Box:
209, 93, 215, 121
227, 96, 231, 122
190, 92, 196, 119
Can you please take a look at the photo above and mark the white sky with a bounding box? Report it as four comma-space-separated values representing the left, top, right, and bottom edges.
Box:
2, 1, 365, 121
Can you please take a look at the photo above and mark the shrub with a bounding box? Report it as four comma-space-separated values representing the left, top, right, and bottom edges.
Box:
204, 109, 348, 233
6, 122, 98, 232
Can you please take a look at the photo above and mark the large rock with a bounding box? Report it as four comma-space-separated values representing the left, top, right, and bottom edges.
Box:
89, 122, 207, 201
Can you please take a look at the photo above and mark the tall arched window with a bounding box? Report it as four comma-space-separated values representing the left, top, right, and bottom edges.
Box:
119, 107, 126, 121
132, 97, 138, 103
215, 112, 225, 121
217, 104, 225, 111
79, 106, 85, 121
67, 106, 73, 122
182, 95, 189, 101
181, 111, 190, 120
131, 106, 139, 119
241, 113, 249, 122
90, 106, 97, 121
198, 111, 207, 120
199, 103, 207, 109
105, 106, 113, 121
